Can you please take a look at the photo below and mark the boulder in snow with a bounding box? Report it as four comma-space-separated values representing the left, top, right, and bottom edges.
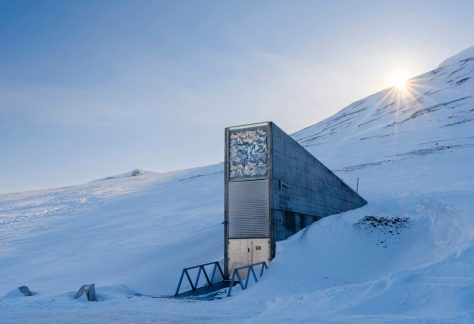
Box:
74, 284, 97, 302
18, 285, 33, 296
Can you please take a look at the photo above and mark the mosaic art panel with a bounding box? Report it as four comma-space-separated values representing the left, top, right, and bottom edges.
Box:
229, 126, 269, 180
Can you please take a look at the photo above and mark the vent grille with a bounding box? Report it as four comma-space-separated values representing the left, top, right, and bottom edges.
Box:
228, 179, 270, 238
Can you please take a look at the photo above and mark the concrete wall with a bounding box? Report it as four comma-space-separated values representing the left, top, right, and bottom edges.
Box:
270, 122, 367, 241
224, 121, 367, 274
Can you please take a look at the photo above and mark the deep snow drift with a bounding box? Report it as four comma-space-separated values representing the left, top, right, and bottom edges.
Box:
1, 47, 474, 323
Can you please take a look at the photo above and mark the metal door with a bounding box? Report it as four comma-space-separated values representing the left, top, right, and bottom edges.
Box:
227, 238, 270, 278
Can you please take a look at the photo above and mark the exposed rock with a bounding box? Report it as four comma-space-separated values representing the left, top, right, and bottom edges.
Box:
74, 284, 97, 302
131, 169, 144, 177
17, 285, 33, 296
356, 215, 410, 230
354, 215, 411, 248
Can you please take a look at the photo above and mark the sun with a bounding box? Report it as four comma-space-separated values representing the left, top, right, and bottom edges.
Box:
388, 69, 408, 91
393, 76, 407, 90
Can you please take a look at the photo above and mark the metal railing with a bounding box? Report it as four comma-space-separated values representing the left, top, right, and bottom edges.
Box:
227, 261, 268, 296
175, 261, 225, 296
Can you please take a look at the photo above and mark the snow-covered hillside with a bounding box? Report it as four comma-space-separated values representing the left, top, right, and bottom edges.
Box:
1, 47, 474, 323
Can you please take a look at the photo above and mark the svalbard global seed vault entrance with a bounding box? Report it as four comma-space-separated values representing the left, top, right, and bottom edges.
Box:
174, 121, 367, 297
224, 122, 367, 278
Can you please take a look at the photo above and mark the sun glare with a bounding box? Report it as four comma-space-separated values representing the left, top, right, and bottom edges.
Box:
388, 70, 410, 91
394, 77, 407, 90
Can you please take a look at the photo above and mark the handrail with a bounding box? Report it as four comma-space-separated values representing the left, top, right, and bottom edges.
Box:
175, 261, 225, 296
227, 261, 268, 296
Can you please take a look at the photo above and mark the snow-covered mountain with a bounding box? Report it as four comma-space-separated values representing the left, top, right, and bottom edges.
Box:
1, 47, 474, 323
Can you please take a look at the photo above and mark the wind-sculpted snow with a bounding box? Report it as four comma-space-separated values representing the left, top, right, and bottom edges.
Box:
1, 47, 474, 323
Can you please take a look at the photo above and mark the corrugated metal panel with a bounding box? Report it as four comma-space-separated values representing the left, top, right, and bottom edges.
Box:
229, 179, 269, 238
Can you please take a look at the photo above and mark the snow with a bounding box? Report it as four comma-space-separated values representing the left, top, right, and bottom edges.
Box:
1, 46, 474, 323
438, 46, 474, 68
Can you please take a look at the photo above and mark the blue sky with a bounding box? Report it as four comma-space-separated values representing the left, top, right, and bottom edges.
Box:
1, 0, 473, 194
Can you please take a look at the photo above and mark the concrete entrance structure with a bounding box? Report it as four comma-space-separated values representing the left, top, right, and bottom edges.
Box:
224, 122, 367, 278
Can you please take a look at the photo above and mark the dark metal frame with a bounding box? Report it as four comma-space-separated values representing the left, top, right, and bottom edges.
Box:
227, 261, 268, 297
175, 261, 225, 296
224, 127, 229, 278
